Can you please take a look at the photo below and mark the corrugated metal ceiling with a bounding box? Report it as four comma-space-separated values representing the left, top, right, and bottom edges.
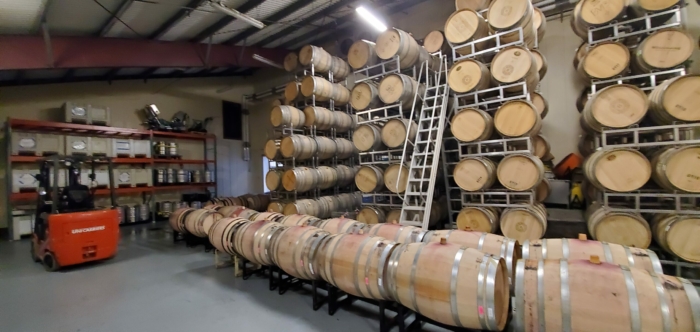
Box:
0, 0, 49, 34
103, 0, 192, 38
209, 0, 298, 44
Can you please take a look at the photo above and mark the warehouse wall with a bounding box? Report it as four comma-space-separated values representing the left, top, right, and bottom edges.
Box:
0, 76, 261, 228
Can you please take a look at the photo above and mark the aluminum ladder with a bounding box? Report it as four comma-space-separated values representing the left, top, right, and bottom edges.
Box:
397, 54, 450, 229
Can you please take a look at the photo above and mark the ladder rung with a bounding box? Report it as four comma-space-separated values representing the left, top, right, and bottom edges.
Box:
402, 206, 424, 211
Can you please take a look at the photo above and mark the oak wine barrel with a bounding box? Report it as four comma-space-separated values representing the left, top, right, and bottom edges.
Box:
330, 56, 351, 80
228, 206, 259, 220
207, 217, 249, 255
633, 28, 693, 73
535, 177, 551, 202
367, 223, 426, 243
454, 157, 497, 191
335, 164, 356, 187
378, 73, 425, 108
530, 91, 549, 119
217, 205, 244, 217
356, 165, 385, 193
252, 211, 285, 222
648, 74, 700, 125
332, 111, 355, 133
348, 39, 378, 69
284, 81, 302, 103
375, 28, 427, 68
447, 58, 490, 93
513, 258, 700, 332
488, 0, 536, 48
350, 81, 380, 111
357, 206, 386, 224
531, 49, 547, 80
570, 0, 627, 39
580, 84, 648, 132
573, 41, 588, 70
278, 213, 322, 226
267, 202, 285, 213
384, 164, 410, 194
185, 209, 224, 238
264, 139, 282, 160
301, 75, 334, 101
533, 7, 546, 42
491, 46, 539, 92
521, 237, 663, 274
650, 145, 700, 193
298, 45, 332, 72
586, 203, 651, 248
317, 233, 398, 300
283, 52, 301, 72
577, 41, 630, 80
314, 136, 337, 160
451, 108, 493, 142
381, 118, 417, 148
652, 214, 700, 263
455, 0, 491, 11
422, 30, 449, 54
352, 123, 385, 152
497, 153, 545, 191
456, 206, 500, 233
270, 226, 330, 280
169, 207, 194, 233
335, 138, 357, 160
500, 203, 547, 243
233, 220, 287, 266
316, 218, 366, 235
316, 166, 338, 190
387, 242, 510, 330
282, 167, 319, 192
532, 134, 551, 159
444, 9, 490, 55
385, 209, 401, 224
270, 105, 305, 129
584, 148, 651, 192
280, 135, 317, 160
303, 106, 335, 130
265, 169, 284, 191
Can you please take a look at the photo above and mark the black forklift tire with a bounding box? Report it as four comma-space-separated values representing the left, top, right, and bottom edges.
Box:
30, 242, 41, 263
43, 252, 60, 272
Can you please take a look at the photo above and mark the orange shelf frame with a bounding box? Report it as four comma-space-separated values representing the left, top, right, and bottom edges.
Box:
10, 156, 154, 164
8, 118, 149, 137
153, 159, 215, 164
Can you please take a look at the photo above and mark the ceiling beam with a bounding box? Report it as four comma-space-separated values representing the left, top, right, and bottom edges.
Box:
223, 0, 316, 45
149, 0, 207, 40
98, 0, 135, 36
191, 0, 266, 42
254, 0, 354, 47
0, 36, 287, 70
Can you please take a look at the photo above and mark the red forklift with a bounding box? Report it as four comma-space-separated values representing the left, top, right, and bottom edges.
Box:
31, 155, 120, 271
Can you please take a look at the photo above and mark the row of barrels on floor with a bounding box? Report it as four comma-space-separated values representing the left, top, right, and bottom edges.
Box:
573, 28, 694, 82
580, 145, 700, 193
171, 207, 700, 332
264, 135, 357, 161
270, 193, 362, 219
578, 75, 700, 131
270, 105, 355, 132
206, 194, 271, 212
266, 165, 358, 193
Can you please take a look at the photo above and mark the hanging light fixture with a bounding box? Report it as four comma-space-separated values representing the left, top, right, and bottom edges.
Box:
210, 1, 265, 29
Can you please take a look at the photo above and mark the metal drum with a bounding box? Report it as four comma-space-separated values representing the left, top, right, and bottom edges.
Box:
127, 206, 137, 223
191, 201, 202, 209
137, 204, 150, 221
204, 170, 212, 183
186, 170, 193, 183
119, 206, 127, 224
192, 170, 202, 183
158, 201, 174, 217
176, 170, 186, 183
154, 141, 167, 156
168, 142, 178, 156
154, 169, 165, 185
166, 169, 175, 184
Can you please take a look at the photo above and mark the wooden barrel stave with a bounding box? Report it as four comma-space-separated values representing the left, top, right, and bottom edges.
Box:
584, 148, 651, 192
207, 217, 250, 255
280, 135, 317, 160
650, 145, 700, 193
350, 81, 380, 111
454, 157, 497, 191
497, 154, 545, 191
271, 226, 330, 280
500, 203, 547, 243
493, 100, 542, 138
378, 74, 425, 108
652, 214, 700, 263
298, 45, 333, 72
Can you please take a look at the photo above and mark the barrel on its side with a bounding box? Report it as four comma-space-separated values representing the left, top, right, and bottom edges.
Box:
348, 40, 378, 70
648, 74, 700, 125
350, 81, 380, 111
282, 167, 319, 192
279, 135, 317, 160
356, 165, 385, 193
497, 153, 545, 191
270, 105, 305, 129
357, 206, 387, 224
586, 203, 651, 248
375, 28, 425, 68
381, 118, 417, 148
493, 100, 542, 138
451, 108, 493, 142
577, 42, 630, 80
444, 9, 490, 55
264, 139, 282, 160
447, 59, 490, 93
265, 169, 284, 191
584, 148, 651, 192
316, 218, 366, 235
298, 45, 332, 72
652, 214, 700, 263
378, 74, 425, 108
454, 157, 497, 191
208, 217, 249, 255
632, 28, 694, 73
185, 209, 224, 238
270, 226, 330, 280
491, 46, 539, 92
233, 220, 287, 266
456, 206, 500, 233
303, 106, 335, 130
353, 123, 385, 152
278, 213, 322, 226
500, 203, 547, 243
366, 223, 425, 243
650, 145, 700, 193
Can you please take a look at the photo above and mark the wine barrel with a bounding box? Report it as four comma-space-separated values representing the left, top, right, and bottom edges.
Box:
513, 258, 700, 332
271, 97, 285, 108
300, 75, 333, 101
422, 30, 449, 54
384, 164, 409, 194
378, 73, 424, 107
330, 82, 351, 106
447, 59, 490, 93
500, 203, 547, 243
532, 134, 550, 159
497, 153, 545, 191
352, 123, 384, 152
356, 165, 385, 193
576, 88, 590, 113
584, 148, 651, 192
586, 203, 651, 248
535, 177, 551, 202
185, 209, 224, 238
264, 139, 282, 160
283, 200, 319, 218
533, 7, 546, 42
451, 108, 493, 142
348, 39, 378, 70
384, 209, 401, 224
422, 230, 521, 280
488, 0, 536, 48
280, 135, 317, 160
335, 138, 356, 160
333, 111, 355, 133
456, 206, 499, 233
303, 106, 335, 130
229, 206, 259, 220
358, 206, 386, 224
381, 118, 417, 148
316, 218, 366, 235
570, 0, 627, 39
350, 81, 380, 111
335, 165, 356, 187
633, 28, 694, 73
270, 226, 330, 280
577, 42, 630, 80
454, 157, 497, 191
648, 74, 700, 125
314, 136, 337, 160
375, 28, 425, 68
233, 220, 286, 266
217, 205, 243, 217
265, 169, 284, 191
298, 45, 332, 72
573, 41, 588, 70
530, 91, 548, 119
652, 214, 700, 263
580, 84, 648, 132
267, 202, 285, 213
282, 167, 319, 192
316, 166, 337, 190
330, 56, 351, 80
494, 100, 542, 138
270, 105, 305, 129
366, 223, 425, 243
577, 135, 596, 161
444, 9, 490, 55
317, 233, 398, 300
278, 213, 322, 226
650, 145, 700, 193
491, 46, 539, 92
252, 211, 285, 222
207, 217, 249, 255
387, 242, 510, 330
521, 237, 663, 274
284, 81, 301, 103
455, 0, 491, 11
169, 207, 194, 234
283, 52, 301, 72
531, 49, 547, 80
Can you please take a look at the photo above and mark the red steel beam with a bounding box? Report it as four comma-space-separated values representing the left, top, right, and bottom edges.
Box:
0, 36, 286, 70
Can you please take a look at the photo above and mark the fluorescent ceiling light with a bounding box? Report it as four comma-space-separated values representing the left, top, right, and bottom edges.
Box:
356, 6, 387, 32
253, 54, 284, 69
210, 1, 265, 29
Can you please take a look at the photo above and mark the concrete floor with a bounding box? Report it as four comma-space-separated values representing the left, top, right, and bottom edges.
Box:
0, 223, 409, 332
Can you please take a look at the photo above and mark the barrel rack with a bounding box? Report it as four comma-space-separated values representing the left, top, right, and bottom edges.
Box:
580, 4, 700, 282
